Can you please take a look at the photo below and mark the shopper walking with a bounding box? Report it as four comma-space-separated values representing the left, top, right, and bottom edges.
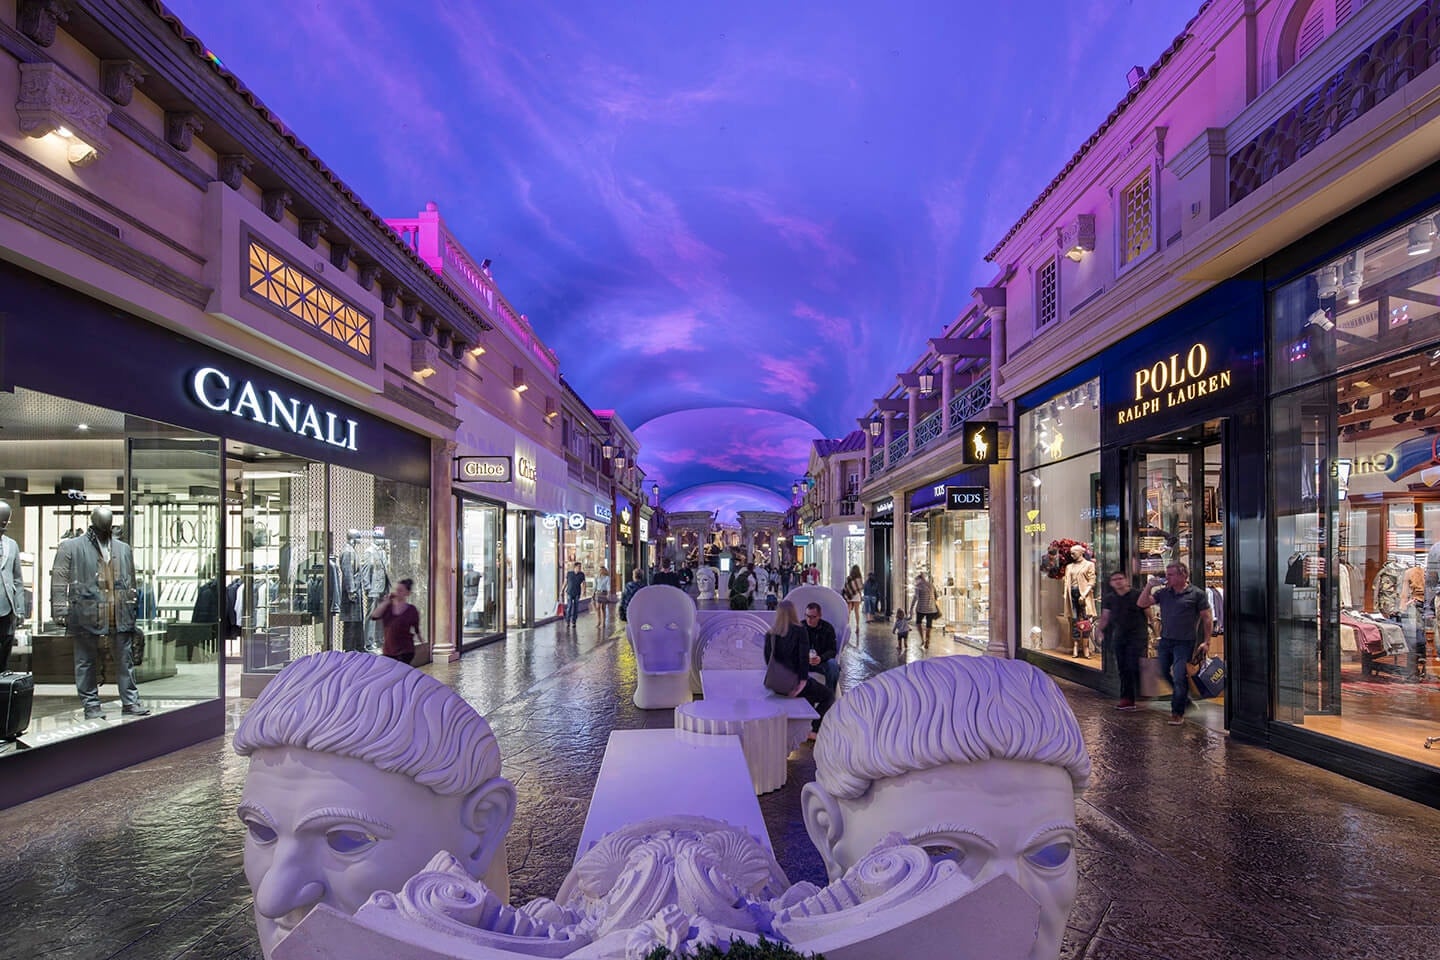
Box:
912, 571, 939, 648
842, 565, 864, 639
1098, 570, 1147, 711
563, 562, 585, 628
1138, 561, 1212, 724
594, 566, 613, 627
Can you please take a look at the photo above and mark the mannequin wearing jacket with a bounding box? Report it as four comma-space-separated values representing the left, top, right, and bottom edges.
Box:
0, 500, 26, 672
1064, 545, 1096, 658
51, 506, 148, 720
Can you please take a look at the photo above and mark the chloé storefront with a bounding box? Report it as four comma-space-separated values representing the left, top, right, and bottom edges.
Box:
0, 260, 433, 809
1017, 161, 1440, 806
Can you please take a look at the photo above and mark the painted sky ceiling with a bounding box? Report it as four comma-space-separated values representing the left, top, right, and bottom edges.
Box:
168, 1, 1193, 514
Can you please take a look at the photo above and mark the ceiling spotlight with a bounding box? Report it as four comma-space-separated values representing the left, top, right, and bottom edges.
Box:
1306, 308, 1334, 331
1342, 250, 1364, 305
1316, 264, 1342, 299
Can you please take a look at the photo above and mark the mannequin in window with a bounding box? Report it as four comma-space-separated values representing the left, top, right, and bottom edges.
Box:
0, 501, 27, 672
338, 532, 363, 652
1064, 544, 1096, 658
51, 506, 149, 720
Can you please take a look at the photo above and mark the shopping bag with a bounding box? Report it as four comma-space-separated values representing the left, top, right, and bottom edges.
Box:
1192, 656, 1227, 699
555, 601, 566, 617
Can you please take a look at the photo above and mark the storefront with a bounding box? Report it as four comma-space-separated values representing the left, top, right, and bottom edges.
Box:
906, 471, 991, 648
868, 496, 895, 617
453, 412, 568, 637
0, 259, 432, 808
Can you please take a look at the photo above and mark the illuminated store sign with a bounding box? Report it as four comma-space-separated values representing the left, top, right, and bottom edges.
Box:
455, 456, 512, 482
518, 457, 538, 481
189, 366, 358, 450
593, 502, 613, 523
870, 496, 895, 528
962, 421, 999, 464
1115, 343, 1234, 426
946, 486, 987, 510
1023, 509, 1047, 536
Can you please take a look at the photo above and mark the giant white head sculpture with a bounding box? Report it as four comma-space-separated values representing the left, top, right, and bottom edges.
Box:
803, 655, 1090, 960
233, 651, 516, 958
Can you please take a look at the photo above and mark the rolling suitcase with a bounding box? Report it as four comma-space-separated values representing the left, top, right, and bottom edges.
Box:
1, 671, 35, 743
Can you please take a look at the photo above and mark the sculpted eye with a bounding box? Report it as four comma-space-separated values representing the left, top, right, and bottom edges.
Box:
921, 843, 965, 866
243, 818, 277, 845
1025, 841, 1073, 870
326, 829, 378, 855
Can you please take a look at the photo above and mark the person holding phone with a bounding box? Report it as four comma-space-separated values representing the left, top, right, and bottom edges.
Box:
1137, 562, 1211, 725
370, 578, 421, 665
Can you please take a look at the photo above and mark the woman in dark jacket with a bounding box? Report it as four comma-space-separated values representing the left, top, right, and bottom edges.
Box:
618, 568, 646, 622
764, 600, 833, 737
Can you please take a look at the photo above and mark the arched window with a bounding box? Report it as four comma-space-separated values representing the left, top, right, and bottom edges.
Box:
1278, 0, 1361, 78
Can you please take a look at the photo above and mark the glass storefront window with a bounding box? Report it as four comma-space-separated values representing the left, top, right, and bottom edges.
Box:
535, 516, 561, 620
459, 498, 502, 644
566, 519, 608, 598
908, 509, 990, 646
1271, 202, 1440, 394
1019, 380, 1102, 668
1273, 349, 1440, 769
1, 387, 222, 752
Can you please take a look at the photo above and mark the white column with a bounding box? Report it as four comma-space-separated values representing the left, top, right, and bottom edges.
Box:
906, 386, 918, 448
940, 356, 956, 432
430, 438, 459, 663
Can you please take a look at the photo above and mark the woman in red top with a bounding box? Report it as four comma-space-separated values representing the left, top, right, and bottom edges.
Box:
370, 578, 421, 664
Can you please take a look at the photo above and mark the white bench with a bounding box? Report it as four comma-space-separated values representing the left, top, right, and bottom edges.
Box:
701, 668, 819, 753
575, 729, 771, 863
675, 697, 788, 794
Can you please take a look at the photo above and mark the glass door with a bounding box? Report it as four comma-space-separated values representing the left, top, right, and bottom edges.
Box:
459, 497, 503, 645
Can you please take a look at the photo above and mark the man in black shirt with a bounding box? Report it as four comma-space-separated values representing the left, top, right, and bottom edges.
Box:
653, 561, 681, 588
1098, 570, 1147, 711
803, 602, 840, 693
1138, 561, 1212, 724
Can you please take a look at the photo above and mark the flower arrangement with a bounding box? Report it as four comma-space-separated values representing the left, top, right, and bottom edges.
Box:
1039, 538, 1088, 580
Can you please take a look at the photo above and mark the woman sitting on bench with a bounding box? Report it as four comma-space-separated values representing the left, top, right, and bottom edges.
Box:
764, 600, 833, 740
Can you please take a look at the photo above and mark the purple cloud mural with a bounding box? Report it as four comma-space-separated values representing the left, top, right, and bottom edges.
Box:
165, 0, 1196, 510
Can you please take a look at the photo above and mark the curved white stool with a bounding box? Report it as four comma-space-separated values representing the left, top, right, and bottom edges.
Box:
675, 697, 788, 795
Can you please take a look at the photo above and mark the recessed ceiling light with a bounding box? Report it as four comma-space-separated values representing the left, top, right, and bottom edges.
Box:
76, 423, 89, 431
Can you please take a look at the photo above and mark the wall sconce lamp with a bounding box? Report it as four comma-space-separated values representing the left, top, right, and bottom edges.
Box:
868, 416, 883, 438
651, 483, 660, 501
469, 343, 487, 357
410, 339, 437, 380
512, 366, 528, 392
917, 371, 935, 396
1407, 218, 1438, 257
1058, 213, 1095, 262
16, 64, 109, 167
544, 396, 559, 420
601, 437, 616, 460
614, 455, 628, 470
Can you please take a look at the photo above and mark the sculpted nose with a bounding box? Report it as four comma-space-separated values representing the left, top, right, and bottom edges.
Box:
253, 847, 326, 920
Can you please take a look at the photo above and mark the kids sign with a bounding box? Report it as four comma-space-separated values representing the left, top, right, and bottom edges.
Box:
1114, 342, 1234, 427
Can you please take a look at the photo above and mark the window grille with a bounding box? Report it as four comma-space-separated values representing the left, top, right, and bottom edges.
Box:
1121, 169, 1153, 265
246, 238, 373, 360
1037, 258, 1058, 329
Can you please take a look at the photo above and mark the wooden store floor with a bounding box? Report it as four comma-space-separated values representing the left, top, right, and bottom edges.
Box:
1298, 656, 1440, 769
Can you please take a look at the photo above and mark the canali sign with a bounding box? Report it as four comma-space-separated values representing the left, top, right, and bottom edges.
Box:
189, 367, 359, 450
1115, 343, 1233, 426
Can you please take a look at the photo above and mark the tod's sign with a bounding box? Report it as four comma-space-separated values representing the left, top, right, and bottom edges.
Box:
189, 367, 359, 450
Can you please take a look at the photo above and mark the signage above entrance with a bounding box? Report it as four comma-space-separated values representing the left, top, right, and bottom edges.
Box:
792, 534, 812, 545
454, 455, 512, 482
1115, 343, 1235, 427
908, 470, 986, 513
593, 502, 613, 523
962, 421, 999, 464
946, 486, 987, 510
189, 367, 359, 451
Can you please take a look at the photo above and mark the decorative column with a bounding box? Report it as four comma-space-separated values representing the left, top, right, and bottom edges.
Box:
882, 411, 894, 461
430, 438, 460, 663
905, 386, 918, 446
890, 486, 907, 620
940, 356, 956, 431
859, 418, 874, 474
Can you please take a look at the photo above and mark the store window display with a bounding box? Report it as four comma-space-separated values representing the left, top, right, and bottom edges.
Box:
1270, 204, 1440, 768
1019, 380, 1102, 669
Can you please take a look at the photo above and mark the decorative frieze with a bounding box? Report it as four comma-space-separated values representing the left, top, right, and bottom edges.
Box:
17, 0, 69, 47
260, 188, 291, 223
15, 63, 110, 165
217, 154, 251, 191
99, 60, 145, 106
299, 218, 327, 249
164, 110, 203, 152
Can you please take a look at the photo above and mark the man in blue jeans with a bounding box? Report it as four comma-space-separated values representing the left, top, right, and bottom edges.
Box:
1137, 561, 1212, 725
563, 563, 585, 628
802, 602, 841, 694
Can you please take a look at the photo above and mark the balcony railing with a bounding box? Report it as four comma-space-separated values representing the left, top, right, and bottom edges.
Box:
949, 376, 992, 430
870, 450, 884, 475
913, 408, 944, 451
887, 431, 909, 465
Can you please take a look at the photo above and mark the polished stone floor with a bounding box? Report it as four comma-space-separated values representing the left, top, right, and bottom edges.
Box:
2, 614, 1439, 959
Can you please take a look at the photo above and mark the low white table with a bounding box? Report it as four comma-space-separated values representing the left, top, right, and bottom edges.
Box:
675, 697, 788, 794
701, 668, 820, 753
575, 729, 771, 863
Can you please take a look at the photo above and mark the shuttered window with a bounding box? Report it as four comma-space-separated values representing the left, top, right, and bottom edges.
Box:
1294, 0, 1361, 64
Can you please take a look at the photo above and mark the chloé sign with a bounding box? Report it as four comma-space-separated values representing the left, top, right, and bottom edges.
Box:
189, 367, 359, 450
1115, 343, 1233, 426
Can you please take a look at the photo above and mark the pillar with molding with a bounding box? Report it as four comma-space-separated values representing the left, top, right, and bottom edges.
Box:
430, 438, 460, 663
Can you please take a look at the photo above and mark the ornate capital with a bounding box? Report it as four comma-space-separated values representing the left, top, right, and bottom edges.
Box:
217, 154, 251, 191
329, 242, 352, 271
15, 63, 110, 164
164, 111, 203, 152
17, 0, 70, 47
99, 60, 145, 106
380, 283, 399, 309
299, 218, 328, 249
261, 189, 292, 223
357, 262, 380, 291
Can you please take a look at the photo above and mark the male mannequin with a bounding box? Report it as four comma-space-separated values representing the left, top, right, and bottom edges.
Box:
337, 533, 363, 652
804, 656, 1089, 960
51, 506, 149, 719
1063, 545, 1096, 658
0, 501, 26, 672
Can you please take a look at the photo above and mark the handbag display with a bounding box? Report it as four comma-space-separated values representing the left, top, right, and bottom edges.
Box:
763, 656, 801, 696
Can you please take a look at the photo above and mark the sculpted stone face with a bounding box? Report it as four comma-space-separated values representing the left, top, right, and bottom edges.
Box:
822, 759, 1077, 960
239, 746, 489, 958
